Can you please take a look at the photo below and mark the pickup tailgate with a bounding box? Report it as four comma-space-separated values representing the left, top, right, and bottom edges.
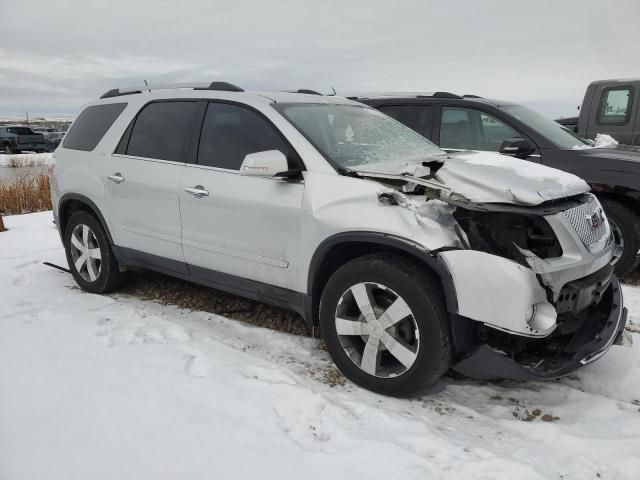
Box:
17, 133, 46, 145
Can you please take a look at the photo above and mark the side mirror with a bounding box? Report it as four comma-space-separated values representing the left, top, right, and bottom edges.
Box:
239, 150, 288, 177
499, 137, 536, 158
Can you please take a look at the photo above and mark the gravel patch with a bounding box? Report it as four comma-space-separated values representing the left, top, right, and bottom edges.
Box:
121, 270, 311, 337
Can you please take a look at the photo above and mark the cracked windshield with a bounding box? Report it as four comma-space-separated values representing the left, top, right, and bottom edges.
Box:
277, 103, 444, 168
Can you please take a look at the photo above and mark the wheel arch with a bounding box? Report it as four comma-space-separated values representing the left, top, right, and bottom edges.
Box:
594, 188, 640, 213
58, 193, 114, 244
307, 232, 459, 326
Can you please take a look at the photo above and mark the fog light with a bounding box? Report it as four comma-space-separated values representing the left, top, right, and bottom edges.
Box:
526, 302, 557, 334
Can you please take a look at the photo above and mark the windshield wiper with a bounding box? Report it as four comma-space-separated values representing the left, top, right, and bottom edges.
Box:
421, 159, 444, 176
337, 167, 362, 178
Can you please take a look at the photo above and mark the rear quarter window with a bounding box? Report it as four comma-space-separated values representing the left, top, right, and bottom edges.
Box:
63, 103, 127, 151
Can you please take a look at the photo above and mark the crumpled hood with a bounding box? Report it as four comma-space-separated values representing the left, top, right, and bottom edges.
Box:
355, 151, 590, 206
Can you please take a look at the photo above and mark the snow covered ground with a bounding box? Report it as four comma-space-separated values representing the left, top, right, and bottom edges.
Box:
1, 212, 639, 480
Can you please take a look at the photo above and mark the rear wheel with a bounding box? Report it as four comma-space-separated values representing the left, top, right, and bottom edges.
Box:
64, 211, 125, 293
319, 253, 451, 396
600, 198, 640, 276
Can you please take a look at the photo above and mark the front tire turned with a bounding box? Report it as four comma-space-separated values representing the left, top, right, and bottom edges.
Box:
64, 211, 125, 293
600, 198, 640, 277
319, 253, 452, 396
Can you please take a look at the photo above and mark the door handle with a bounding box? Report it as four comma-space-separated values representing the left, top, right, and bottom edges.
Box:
184, 185, 209, 197
108, 173, 124, 183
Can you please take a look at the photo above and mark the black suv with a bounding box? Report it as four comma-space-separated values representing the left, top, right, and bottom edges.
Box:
356, 93, 640, 276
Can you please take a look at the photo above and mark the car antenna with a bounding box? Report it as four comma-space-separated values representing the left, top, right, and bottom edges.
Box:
330, 86, 337, 96
143, 79, 150, 93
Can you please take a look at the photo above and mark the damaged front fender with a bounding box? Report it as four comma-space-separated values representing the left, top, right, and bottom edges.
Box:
438, 250, 558, 337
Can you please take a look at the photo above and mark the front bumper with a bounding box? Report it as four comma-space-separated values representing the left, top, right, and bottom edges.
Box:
452, 277, 628, 381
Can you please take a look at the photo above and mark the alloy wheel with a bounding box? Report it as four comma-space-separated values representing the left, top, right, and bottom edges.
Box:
334, 282, 419, 378
69, 224, 102, 282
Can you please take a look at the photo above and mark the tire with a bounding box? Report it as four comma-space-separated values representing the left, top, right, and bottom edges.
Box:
64, 210, 126, 293
319, 253, 451, 396
600, 198, 640, 277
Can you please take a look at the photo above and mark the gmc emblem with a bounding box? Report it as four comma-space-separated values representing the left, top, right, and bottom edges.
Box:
586, 209, 604, 229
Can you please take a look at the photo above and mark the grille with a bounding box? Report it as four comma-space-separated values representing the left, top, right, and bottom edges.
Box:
563, 196, 609, 252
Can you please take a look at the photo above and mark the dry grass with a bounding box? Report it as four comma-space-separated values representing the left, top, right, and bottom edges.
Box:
0, 169, 51, 215
4, 155, 47, 168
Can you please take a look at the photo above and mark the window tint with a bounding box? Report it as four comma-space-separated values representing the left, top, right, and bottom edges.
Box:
597, 87, 633, 125
7, 127, 34, 135
440, 107, 519, 151
378, 105, 434, 139
126, 101, 198, 161
63, 103, 127, 151
500, 105, 589, 150
198, 103, 290, 170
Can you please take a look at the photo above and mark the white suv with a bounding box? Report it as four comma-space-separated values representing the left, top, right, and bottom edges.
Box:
51, 82, 628, 396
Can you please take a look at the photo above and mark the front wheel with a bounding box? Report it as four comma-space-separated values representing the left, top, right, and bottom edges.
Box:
64, 211, 126, 293
319, 253, 451, 396
600, 198, 640, 276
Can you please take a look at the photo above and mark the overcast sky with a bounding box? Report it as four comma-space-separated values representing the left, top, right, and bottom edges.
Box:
1, 0, 638, 119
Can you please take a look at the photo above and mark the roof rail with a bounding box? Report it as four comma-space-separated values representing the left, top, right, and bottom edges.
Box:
99, 81, 244, 99
349, 92, 464, 100
462, 94, 483, 98
296, 89, 323, 95
426, 92, 463, 99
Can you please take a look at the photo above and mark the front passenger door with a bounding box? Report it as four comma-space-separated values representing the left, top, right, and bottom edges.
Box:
180, 102, 305, 290
438, 107, 524, 153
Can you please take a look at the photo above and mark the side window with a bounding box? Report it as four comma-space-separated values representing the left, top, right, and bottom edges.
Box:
597, 87, 633, 125
125, 101, 198, 162
197, 103, 291, 170
378, 105, 434, 139
63, 103, 127, 151
440, 107, 519, 151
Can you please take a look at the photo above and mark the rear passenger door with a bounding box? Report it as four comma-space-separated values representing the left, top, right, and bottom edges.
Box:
180, 101, 304, 291
377, 104, 437, 140
105, 100, 200, 270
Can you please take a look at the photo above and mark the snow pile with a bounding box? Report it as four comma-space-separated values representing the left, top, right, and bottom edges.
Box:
572, 134, 619, 150
1, 212, 639, 479
594, 133, 619, 148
